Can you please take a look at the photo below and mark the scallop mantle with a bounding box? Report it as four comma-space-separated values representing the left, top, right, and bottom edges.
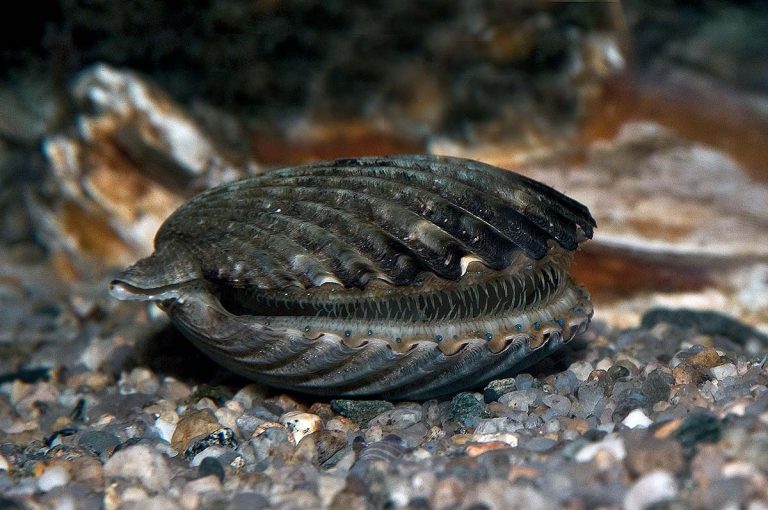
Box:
110, 155, 596, 399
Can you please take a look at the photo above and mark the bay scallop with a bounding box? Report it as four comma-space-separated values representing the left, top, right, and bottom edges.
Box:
110, 155, 595, 399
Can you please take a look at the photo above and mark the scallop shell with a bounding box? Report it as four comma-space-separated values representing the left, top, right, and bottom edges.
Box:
110, 155, 595, 399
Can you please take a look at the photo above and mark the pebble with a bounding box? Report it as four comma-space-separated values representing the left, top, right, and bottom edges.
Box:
250, 424, 294, 461
0, 453, 9, 472
469, 433, 518, 448
623, 470, 678, 510
465, 441, 511, 457
542, 394, 571, 416
553, 371, 580, 394
448, 393, 485, 427
198, 457, 225, 481
568, 361, 594, 382
189, 444, 239, 468
673, 411, 722, 451
483, 378, 517, 403
641, 369, 672, 403
575, 381, 605, 417
231, 384, 268, 409
184, 428, 238, 459
214, 402, 243, 434
159, 377, 192, 401
78, 430, 121, 456
624, 434, 684, 475
526, 437, 557, 452
574, 434, 626, 462
474, 417, 521, 435
369, 405, 423, 430
330, 399, 394, 425
279, 411, 322, 443
622, 409, 653, 429
514, 373, 536, 390
607, 364, 630, 381
171, 409, 222, 452
36, 464, 70, 492
235, 414, 266, 438
103, 444, 172, 492
710, 363, 738, 380
499, 389, 540, 412
120, 367, 160, 395
296, 430, 348, 467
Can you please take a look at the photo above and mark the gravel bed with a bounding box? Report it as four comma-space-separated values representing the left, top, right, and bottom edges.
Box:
1, 268, 767, 509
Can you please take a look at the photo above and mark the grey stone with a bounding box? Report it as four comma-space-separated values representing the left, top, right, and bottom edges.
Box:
709, 363, 738, 380
576, 381, 606, 417
525, 436, 557, 452
553, 371, 580, 394
641, 369, 673, 403
448, 393, 485, 427
369, 405, 423, 430
542, 394, 571, 416
78, 430, 120, 456
514, 374, 536, 390
474, 417, 521, 435
499, 389, 541, 412
483, 378, 517, 403
331, 399, 395, 425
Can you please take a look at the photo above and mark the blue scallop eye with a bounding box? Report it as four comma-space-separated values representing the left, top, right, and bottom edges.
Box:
344, 330, 352, 337
484, 332, 493, 341
435, 334, 443, 342
395, 337, 402, 343
555, 319, 564, 327
515, 324, 523, 331
304, 326, 311, 332
367, 329, 373, 336
533, 321, 541, 329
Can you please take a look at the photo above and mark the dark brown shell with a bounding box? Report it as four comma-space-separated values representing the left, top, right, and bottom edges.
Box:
111, 155, 595, 399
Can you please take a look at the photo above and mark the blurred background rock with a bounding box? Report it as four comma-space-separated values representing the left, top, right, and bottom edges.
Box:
1, 0, 766, 346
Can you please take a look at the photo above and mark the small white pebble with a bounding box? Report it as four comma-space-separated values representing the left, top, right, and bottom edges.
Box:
624, 470, 677, 510
279, 411, 322, 443
37, 465, 70, 492
595, 358, 613, 371
470, 433, 518, 447
568, 360, 594, 381
709, 363, 738, 380
574, 434, 626, 462
622, 409, 653, 429
154, 417, 177, 443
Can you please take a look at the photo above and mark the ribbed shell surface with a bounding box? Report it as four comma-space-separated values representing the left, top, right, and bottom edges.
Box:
155, 155, 594, 287
112, 155, 596, 399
